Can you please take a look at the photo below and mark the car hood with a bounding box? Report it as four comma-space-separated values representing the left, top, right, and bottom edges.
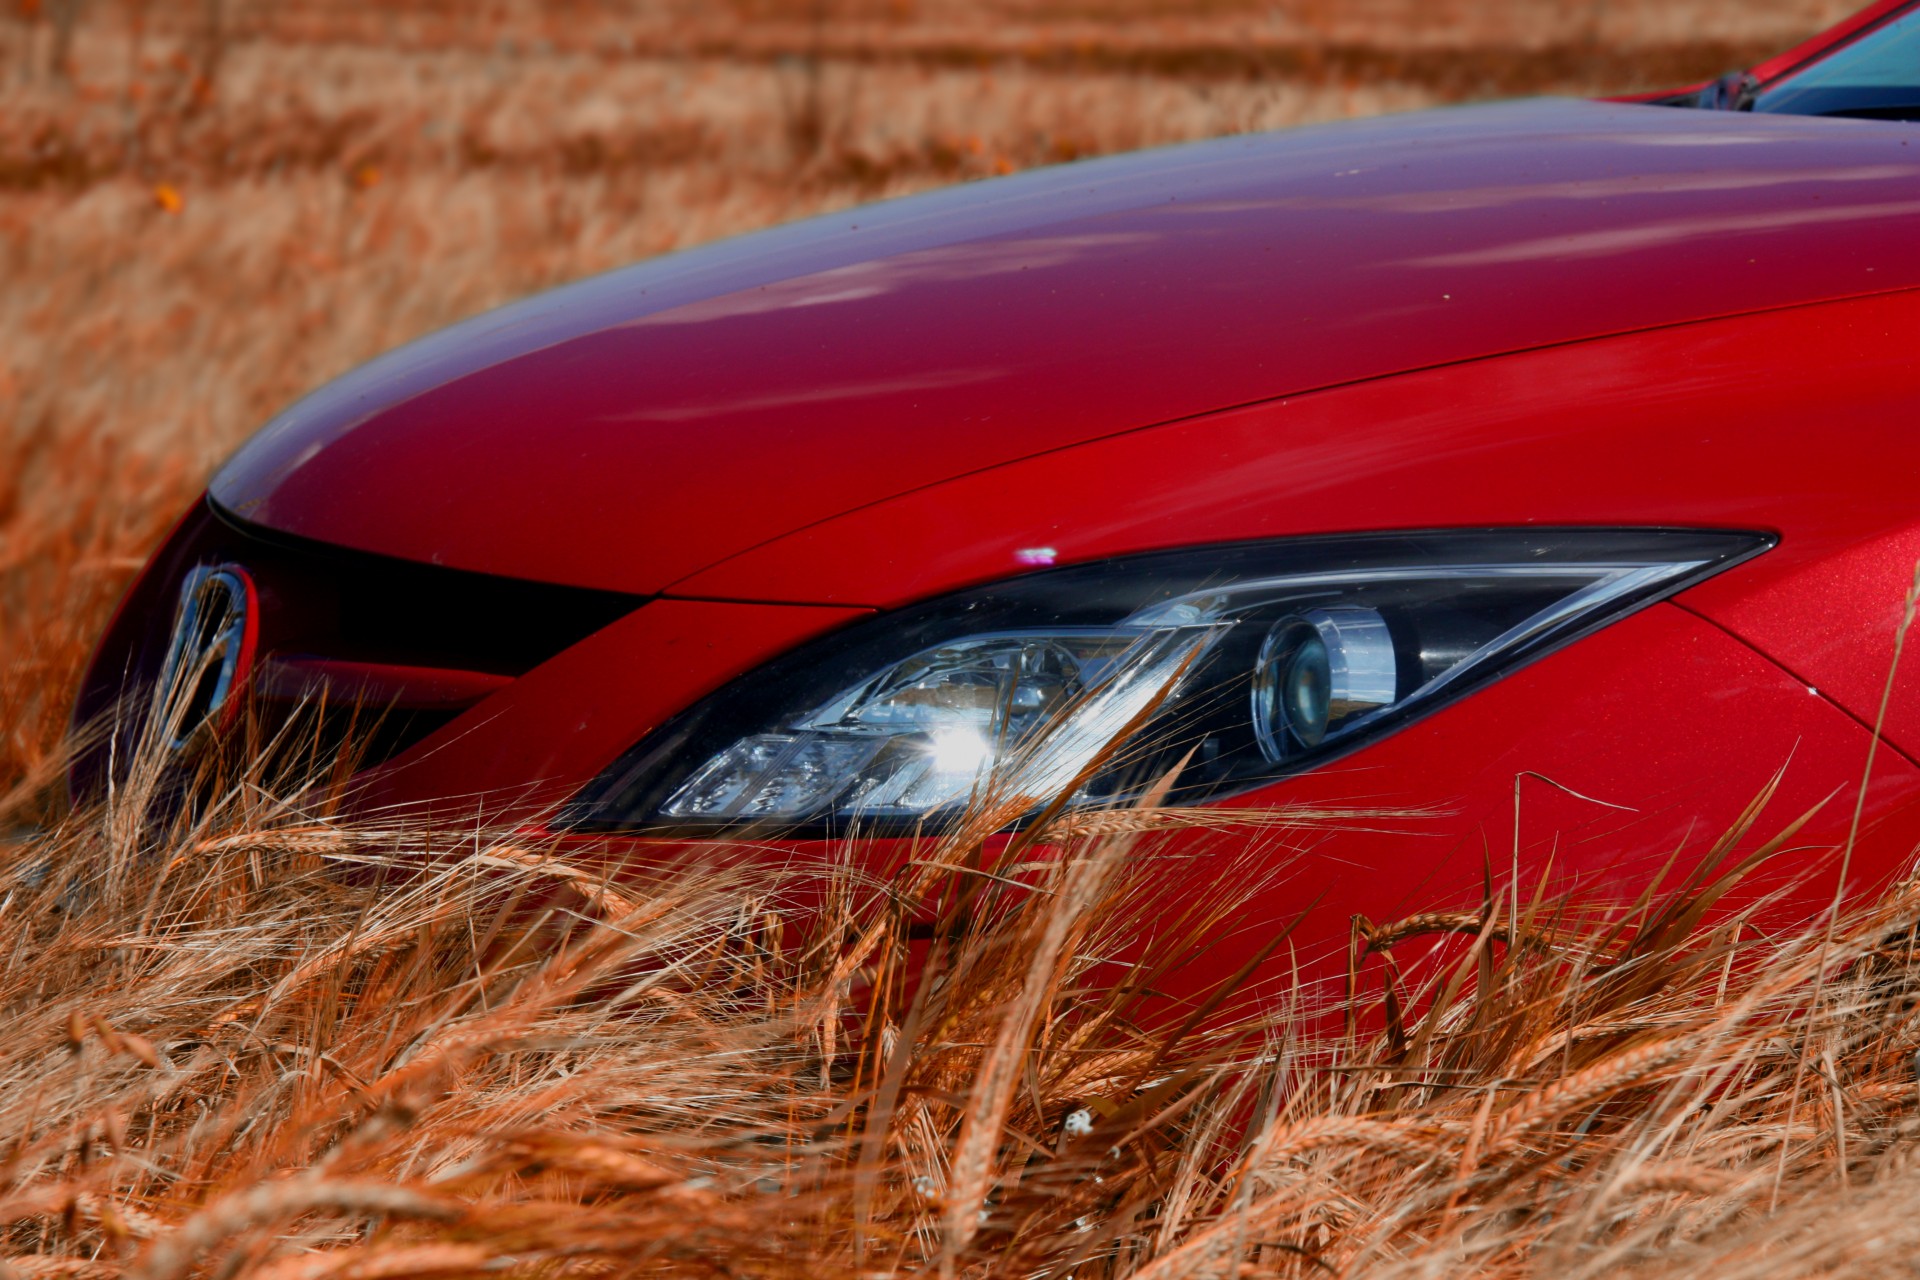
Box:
213, 98, 1920, 596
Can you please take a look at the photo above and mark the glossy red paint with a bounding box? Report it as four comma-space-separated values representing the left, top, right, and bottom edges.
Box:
675, 290, 1920, 613
212, 100, 1920, 597
1683, 532, 1920, 766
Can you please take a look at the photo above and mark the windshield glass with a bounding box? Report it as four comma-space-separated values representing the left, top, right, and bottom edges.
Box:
1756, 7, 1920, 119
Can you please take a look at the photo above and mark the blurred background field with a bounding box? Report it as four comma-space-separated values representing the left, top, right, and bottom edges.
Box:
0, 0, 1865, 808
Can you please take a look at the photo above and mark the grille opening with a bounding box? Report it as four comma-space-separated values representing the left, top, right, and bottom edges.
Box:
206, 504, 643, 679
74, 498, 648, 797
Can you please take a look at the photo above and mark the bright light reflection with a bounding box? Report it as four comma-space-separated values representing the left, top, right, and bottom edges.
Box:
928, 728, 995, 776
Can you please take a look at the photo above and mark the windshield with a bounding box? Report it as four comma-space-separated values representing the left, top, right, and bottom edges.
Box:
1752, 5, 1920, 119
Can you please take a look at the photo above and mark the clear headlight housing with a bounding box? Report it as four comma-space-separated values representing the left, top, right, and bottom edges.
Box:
563, 529, 1768, 835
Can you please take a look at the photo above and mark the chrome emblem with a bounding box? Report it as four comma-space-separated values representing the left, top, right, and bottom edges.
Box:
156, 565, 255, 751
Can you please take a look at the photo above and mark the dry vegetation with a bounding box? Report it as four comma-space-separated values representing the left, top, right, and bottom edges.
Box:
11, 713, 1920, 1278
6, 1, 1918, 1276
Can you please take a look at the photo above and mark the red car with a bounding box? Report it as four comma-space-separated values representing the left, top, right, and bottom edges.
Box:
77, 0, 1920, 974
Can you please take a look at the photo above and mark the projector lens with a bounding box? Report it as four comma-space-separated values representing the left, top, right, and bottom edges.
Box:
1282, 631, 1332, 747
1254, 607, 1397, 760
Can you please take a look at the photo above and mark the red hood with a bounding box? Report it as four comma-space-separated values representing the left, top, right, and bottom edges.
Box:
212, 98, 1920, 595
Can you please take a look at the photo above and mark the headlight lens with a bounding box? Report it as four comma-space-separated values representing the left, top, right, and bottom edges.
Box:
1252, 606, 1395, 755
564, 529, 1768, 834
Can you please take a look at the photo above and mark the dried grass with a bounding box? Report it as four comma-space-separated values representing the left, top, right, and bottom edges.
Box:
7, 696, 1920, 1278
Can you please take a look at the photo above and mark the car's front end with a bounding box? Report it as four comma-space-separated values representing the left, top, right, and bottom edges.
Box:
77, 32, 1920, 979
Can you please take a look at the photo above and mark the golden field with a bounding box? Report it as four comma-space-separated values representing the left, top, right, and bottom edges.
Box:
7, 3, 1920, 1278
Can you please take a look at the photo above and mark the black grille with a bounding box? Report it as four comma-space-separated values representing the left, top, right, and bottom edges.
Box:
202, 503, 642, 678
73, 497, 646, 793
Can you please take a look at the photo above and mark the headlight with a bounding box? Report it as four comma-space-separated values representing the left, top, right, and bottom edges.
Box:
563, 529, 1768, 834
